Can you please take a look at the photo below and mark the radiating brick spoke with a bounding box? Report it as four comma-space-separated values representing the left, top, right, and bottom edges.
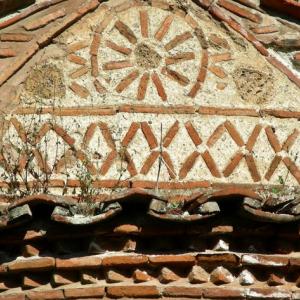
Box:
140, 11, 149, 38
106, 40, 132, 55
103, 60, 133, 70
164, 31, 193, 51
165, 52, 195, 65
179, 151, 200, 179
151, 72, 167, 101
116, 70, 140, 93
137, 73, 150, 100
155, 15, 174, 41
161, 67, 190, 86
115, 20, 137, 44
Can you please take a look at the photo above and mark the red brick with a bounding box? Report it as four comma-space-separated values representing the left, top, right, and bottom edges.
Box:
0, 294, 25, 300
151, 71, 167, 101
155, 15, 174, 41
64, 287, 105, 299
241, 254, 288, 266
56, 256, 102, 269
102, 255, 148, 267
163, 286, 203, 298
107, 285, 160, 298
204, 288, 245, 298
0, 48, 16, 58
115, 20, 137, 44
197, 253, 239, 266
22, 244, 39, 257
69, 82, 90, 99
27, 290, 64, 300
113, 224, 140, 234
8, 257, 54, 272
150, 254, 195, 265
252, 25, 278, 34
0, 33, 33, 42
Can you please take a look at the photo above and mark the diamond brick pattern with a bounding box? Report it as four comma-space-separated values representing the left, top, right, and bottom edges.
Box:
0, 116, 299, 185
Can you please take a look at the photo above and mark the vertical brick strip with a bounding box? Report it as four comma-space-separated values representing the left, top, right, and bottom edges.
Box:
140, 11, 149, 38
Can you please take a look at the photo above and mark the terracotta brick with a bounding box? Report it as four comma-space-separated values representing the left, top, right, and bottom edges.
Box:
95, 12, 114, 34
140, 10, 149, 38
69, 66, 89, 79
27, 290, 64, 300
210, 52, 232, 63
107, 285, 160, 298
64, 287, 105, 299
159, 267, 180, 283
209, 65, 227, 78
103, 60, 133, 70
67, 54, 87, 65
201, 151, 221, 178
197, 253, 239, 266
141, 122, 158, 149
114, 224, 140, 234
106, 40, 132, 55
151, 71, 167, 101
56, 256, 102, 269
163, 286, 203, 298
0, 48, 16, 58
218, 0, 261, 23
152, 0, 170, 9
8, 257, 54, 272
223, 152, 244, 177
163, 121, 179, 148
106, 270, 127, 283
23, 9, 66, 31
115, 20, 137, 44
155, 15, 174, 41
53, 272, 77, 286
185, 14, 198, 28
69, 82, 90, 99
0, 33, 33, 42
102, 255, 148, 267
252, 25, 278, 34
67, 41, 89, 53
94, 79, 107, 94
203, 288, 245, 298
165, 31, 193, 51
149, 254, 195, 265
179, 151, 200, 179
0, 295, 25, 300
161, 67, 190, 86
116, 70, 140, 93
247, 288, 290, 299
140, 151, 160, 174
166, 52, 195, 65
289, 257, 300, 266
185, 121, 202, 146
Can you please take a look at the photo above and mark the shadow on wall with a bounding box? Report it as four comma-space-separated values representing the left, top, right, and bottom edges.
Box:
0, 0, 35, 17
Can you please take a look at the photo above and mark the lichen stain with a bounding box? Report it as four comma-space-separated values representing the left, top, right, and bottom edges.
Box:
24, 64, 66, 99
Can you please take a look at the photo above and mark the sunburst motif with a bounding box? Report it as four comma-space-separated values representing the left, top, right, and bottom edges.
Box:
100, 9, 198, 102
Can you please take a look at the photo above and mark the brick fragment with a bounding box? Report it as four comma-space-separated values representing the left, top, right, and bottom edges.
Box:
252, 25, 278, 34
267, 274, 284, 286
188, 265, 209, 284
210, 266, 234, 285
23, 9, 66, 31
210, 52, 232, 63
161, 67, 189, 86
103, 60, 133, 70
114, 224, 140, 234
52, 272, 77, 286
209, 65, 227, 78
107, 285, 160, 298
133, 269, 152, 282
22, 244, 39, 257
241, 254, 289, 266
197, 253, 239, 266
106, 270, 127, 283
0, 295, 25, 300
159, 267, 180, 283
23, 275, 43, 288
64, 287, 105, 299
67, 41, 89, 53
247, 288, 290, 299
